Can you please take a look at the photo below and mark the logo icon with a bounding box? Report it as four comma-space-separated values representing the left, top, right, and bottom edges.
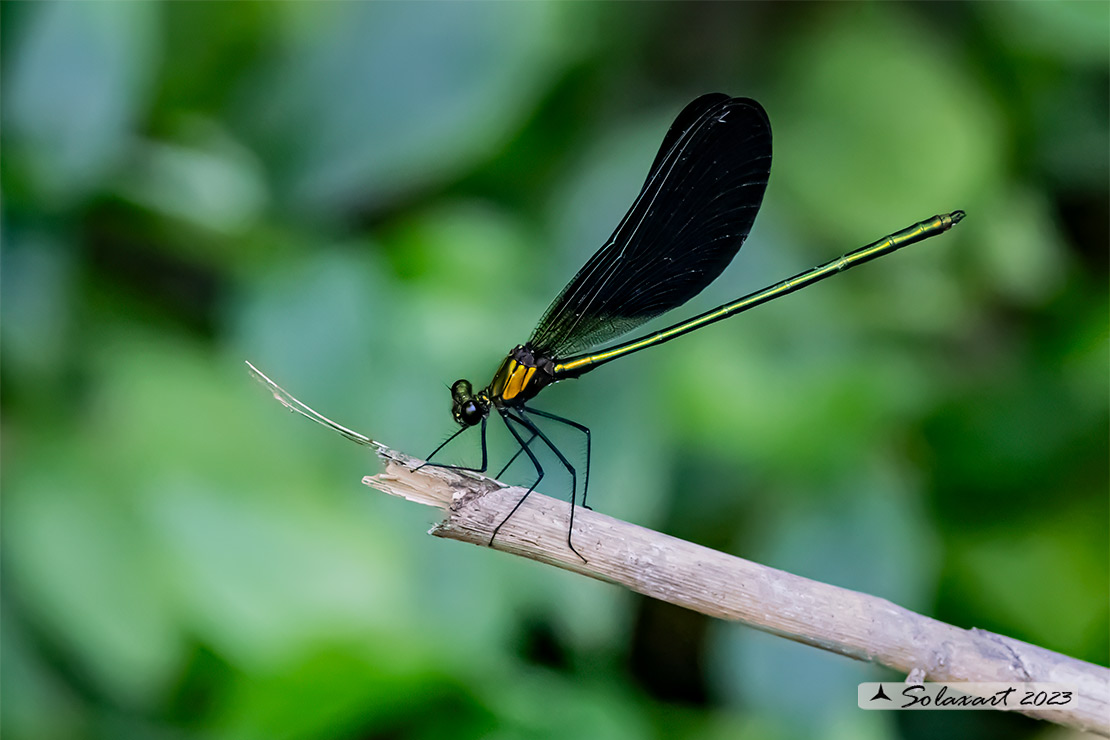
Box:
870, 684, 892, 702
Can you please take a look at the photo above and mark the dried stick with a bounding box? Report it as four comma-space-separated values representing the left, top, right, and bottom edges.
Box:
247, 362, 1110, 736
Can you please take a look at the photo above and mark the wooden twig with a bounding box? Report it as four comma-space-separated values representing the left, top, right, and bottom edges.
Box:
364, 447, 1108, 735
247, 361, 1110, 736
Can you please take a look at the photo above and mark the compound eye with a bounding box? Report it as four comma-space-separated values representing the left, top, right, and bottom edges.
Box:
460, 401, 482, 426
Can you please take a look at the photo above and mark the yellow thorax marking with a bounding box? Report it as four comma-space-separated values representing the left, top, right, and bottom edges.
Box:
501, 361, 537, 401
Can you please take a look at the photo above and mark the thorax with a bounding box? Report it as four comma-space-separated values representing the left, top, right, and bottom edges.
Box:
486, 344, 558, 407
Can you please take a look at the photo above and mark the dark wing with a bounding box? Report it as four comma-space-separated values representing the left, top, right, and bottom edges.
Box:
528, 94, 772, 359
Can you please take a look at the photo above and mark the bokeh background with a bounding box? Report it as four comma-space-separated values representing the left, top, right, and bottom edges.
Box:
3, 2, 1107, 739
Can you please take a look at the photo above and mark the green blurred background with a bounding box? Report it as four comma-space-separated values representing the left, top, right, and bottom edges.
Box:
2, 2, 1107, 739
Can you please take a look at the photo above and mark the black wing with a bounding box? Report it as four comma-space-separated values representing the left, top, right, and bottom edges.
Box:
529, 94, 772, 359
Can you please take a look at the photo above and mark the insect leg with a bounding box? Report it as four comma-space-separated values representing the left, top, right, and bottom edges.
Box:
415, 416, 488, 474
495, 431, 538, 479
511, 409, 587, 563
491, 409, 545, 546
521, 406, 592, 510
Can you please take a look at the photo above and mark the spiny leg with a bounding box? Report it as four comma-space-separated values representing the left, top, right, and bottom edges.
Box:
510, 409, 586, 563
415, 417, 488, 474
522, 405, 592, 510
495, 431, 537, 479
491, 410, 545, 547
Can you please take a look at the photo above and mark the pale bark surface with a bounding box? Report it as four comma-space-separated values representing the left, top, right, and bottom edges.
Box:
366, 444, 1109, 737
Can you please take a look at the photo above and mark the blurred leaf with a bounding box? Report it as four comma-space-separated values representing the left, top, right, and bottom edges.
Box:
234, 1, 580, 216
949, 505, 1109, 660
710, 626, 885, 740
0, 229, 77, 397
764, 467, 940, 608
709, 464, 939, 735
378, 199, 539, 364
770, 5, 1003, 246
5, 460, 185, 707
211, 647, 459, 740
0, 605, 87, 740
150, 480, 410, 668
1034, 75, 1110, 192
477, 669, 650, 740
230, 245, 389, 418
968, 188, 1069, 304
4, 1, 159, 203
664, 324, 936, 484
114, 118, 269, 237
980, 1, 1110, 66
